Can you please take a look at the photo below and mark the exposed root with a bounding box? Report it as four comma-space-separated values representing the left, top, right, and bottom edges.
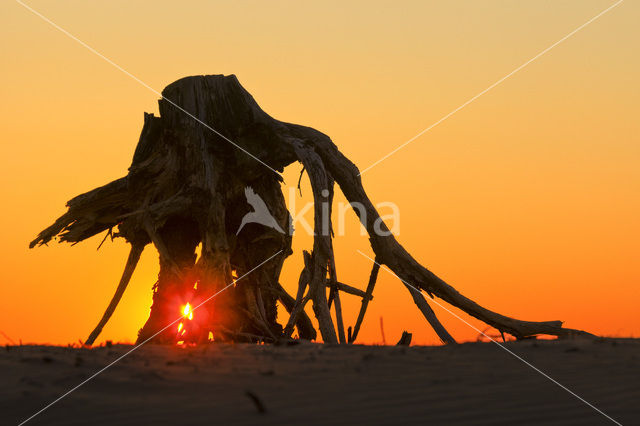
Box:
349, 262, 380, 343
85, 243, 144, 345
404, 285, 456, 344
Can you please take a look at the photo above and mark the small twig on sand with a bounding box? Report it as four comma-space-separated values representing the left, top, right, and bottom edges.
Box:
245, 390, 267, 413
396, 331, 412, 346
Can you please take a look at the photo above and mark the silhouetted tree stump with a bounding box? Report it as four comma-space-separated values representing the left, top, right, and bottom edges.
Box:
31, 75, 593, 345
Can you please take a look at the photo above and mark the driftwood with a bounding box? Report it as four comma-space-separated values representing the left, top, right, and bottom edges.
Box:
30, 74, 593, 345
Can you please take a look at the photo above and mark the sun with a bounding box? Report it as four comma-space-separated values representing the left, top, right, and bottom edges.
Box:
182, 303, 193, 320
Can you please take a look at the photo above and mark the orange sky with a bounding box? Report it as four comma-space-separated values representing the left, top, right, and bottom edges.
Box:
1, 1, 638, 346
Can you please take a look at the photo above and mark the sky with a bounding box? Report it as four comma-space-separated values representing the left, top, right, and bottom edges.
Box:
0, 0, 638, 346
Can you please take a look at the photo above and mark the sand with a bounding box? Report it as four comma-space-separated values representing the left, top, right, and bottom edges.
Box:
2, 339, 638, 425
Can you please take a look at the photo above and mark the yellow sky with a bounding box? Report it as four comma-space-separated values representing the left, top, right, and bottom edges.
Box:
0, 0, 638, 345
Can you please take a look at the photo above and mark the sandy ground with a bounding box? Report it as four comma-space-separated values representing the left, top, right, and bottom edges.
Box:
1, 339, 638, 425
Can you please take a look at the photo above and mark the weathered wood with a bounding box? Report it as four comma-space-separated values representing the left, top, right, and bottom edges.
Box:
283, 251, 312, 338
85, 243, 144, 345
274, 282, 316, 340
328, 281, 372, 300
30, 177, 130, 248
31, 74, 594, 344
403, 284, 456, 344
349, 261, 380, 343
291, 140, 338, 344
328, 251, 347, 344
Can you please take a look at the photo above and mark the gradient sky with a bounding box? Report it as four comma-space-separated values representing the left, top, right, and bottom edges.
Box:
1, 0, 638, 346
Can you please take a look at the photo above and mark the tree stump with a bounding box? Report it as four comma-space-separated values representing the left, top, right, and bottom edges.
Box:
30, 74, 593, 345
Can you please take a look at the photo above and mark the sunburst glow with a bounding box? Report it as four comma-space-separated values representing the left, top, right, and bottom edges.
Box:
182, 303, 193, 320
176, 303, 195, 344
